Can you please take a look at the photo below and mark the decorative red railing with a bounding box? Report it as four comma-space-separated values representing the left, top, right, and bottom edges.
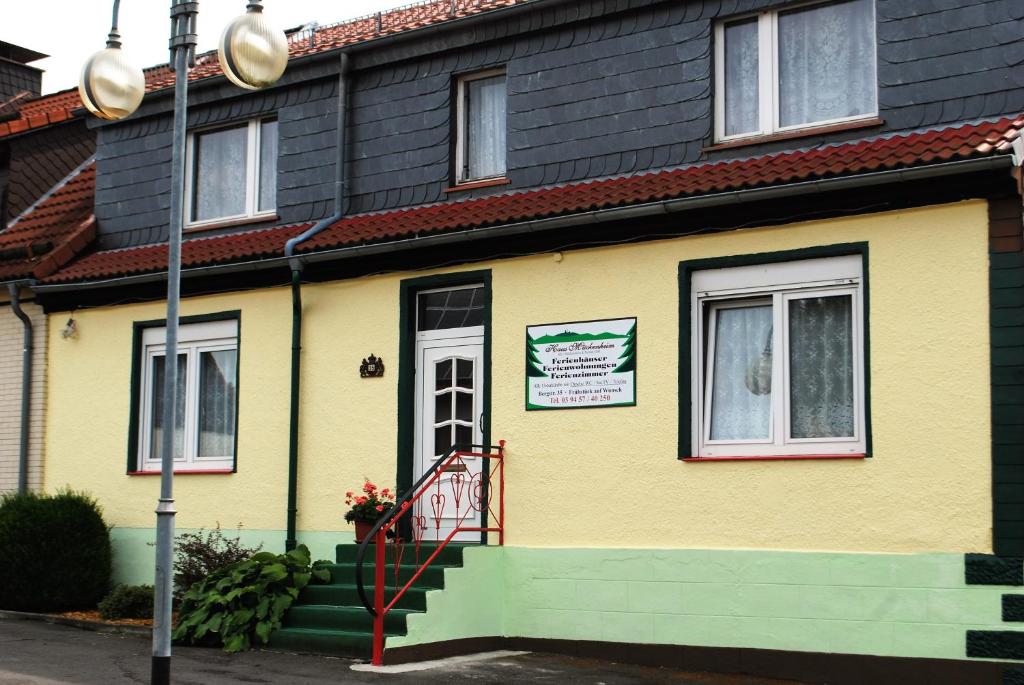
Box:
355, 440, 506, 666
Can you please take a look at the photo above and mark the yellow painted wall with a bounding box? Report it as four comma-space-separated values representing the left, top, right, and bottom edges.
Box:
44, 200, 992, 554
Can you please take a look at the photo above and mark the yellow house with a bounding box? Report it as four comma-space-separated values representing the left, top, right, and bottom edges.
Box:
7, 0, 1024, 681
23, 111, 1024, 682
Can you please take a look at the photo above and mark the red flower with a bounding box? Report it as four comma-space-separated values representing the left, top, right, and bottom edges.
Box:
355, 496, 367, 505
345, 491, 354, 498
375, 505, 384, 512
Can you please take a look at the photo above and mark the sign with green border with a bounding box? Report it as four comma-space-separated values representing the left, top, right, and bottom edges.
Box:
526, 317, 636, 410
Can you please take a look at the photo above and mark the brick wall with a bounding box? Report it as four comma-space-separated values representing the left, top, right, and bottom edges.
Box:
0, 299, 46, 493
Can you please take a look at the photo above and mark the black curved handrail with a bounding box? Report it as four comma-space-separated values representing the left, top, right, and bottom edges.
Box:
354, 442, 498, 617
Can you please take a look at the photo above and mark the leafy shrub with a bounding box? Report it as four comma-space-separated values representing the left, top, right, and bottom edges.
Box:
0, 490, 112, 612
98, 584, 154, 620
173, 545, 330, 653
174, 524, 262, 602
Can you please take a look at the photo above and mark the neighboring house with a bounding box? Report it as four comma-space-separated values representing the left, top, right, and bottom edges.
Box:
17, 0, 1024, 681
0, 40, 96, 494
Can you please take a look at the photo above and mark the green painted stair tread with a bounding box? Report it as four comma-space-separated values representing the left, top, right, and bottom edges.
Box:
334, 542, 473, 565
266, 627, 394, 659
323, 562, 452, 588
284, 605, 419, 633
296, 584, 430, 611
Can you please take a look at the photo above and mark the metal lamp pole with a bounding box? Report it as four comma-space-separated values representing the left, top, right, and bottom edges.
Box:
151, 3, 198, 682
79, 3, 287, 683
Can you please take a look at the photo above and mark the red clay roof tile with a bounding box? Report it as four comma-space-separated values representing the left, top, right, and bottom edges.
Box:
0, 162, 97, 281
37, 115, 1024, 286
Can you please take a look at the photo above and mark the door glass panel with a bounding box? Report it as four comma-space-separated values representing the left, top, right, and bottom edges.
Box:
455, 424, 473, 449
198, 349, 237, 458
789, 294, 854, 438
149, 353, 187, 461
435, 359, 452, 391
456, 359, 474, 389
435, 391, 452, 423
417, 288, 485, 331
434, 425, 452, 458
455, 391, 473, 422
709, 304, 773, 441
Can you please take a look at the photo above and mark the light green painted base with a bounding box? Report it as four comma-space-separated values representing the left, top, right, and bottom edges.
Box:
386, 547, 1021, 662
109, 527, 346, 585
386, 546, 505, 649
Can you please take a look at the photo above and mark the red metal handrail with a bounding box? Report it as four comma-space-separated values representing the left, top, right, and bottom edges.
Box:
355, 440, 505, 666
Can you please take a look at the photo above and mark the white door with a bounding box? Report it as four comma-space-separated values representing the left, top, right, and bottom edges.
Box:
414, 335, 485, 542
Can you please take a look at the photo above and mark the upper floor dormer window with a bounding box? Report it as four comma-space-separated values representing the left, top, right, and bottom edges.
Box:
714, 0, 877, 142
185, 118, 277, 228
456, 69, 507, 184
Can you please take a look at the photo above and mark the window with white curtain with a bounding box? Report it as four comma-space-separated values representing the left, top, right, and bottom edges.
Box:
456, 69, 507, 183
715, 0, 877, 142
691, 255, 866, 457
137, 319, 238, 472
186, 119, 277, 226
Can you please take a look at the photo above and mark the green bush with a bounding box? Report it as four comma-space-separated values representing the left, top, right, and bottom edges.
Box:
174, 525, 262, 602
0, 490, 112, 612
173, 544, 330, 653
98, 584, 154, 620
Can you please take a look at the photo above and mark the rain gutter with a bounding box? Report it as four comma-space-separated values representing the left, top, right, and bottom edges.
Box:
283, 51, 350, 551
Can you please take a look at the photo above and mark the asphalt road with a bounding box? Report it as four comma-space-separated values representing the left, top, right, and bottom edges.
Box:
0, 618, 799, 685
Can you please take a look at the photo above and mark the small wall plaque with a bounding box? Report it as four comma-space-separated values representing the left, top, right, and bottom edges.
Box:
360, 354, 385, 378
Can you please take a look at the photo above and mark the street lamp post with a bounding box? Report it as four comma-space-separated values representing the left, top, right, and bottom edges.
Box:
80, 3, 288, 684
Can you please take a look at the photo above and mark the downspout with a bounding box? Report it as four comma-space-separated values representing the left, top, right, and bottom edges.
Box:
7, 283, 32, 495
284, 52, 350, 551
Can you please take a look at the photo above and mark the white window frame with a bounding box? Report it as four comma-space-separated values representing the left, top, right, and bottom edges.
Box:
184, 119, 276, 229
691, 255, 866, 458
713, 0, 878, 143
137, 319, 239, 472
454, 68, 507, 184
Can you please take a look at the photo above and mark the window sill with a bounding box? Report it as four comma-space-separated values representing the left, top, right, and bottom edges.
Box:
184, 213, 278, 234
445, 177, 510, 193
128, 469, 235, 476
705, 118, 884, 153
682, 454, 867, 463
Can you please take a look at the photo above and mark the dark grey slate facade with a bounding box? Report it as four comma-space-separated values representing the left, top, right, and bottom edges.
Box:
92, 0, 1024, 249
0, 58, 42, 103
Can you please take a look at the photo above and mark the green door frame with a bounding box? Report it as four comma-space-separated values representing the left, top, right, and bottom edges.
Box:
396, 270, 493, 540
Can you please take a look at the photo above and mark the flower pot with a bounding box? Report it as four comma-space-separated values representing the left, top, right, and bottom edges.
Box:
354, 520, 377, 543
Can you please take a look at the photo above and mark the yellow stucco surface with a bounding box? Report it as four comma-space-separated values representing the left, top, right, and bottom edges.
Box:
44, 200, 992, 553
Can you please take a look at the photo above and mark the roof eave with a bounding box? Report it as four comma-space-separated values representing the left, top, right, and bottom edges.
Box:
33, 154, 1017, 293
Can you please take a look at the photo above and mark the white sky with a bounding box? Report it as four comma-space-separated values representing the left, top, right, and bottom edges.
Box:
3, 1, 415, 94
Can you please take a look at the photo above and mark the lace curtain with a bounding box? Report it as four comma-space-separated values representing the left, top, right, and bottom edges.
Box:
778, 0, 875, 128
198, 350, 238, 458
709, 305, 773, 440
149, 354, 187, 461
258, 120, 277, 212
194, 126, 247, 221
788, 295, 854, 438
724, 18, 760, 137
467, 75, 506, 179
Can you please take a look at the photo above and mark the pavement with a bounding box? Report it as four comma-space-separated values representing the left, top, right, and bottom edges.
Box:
0, 617, 802, 685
